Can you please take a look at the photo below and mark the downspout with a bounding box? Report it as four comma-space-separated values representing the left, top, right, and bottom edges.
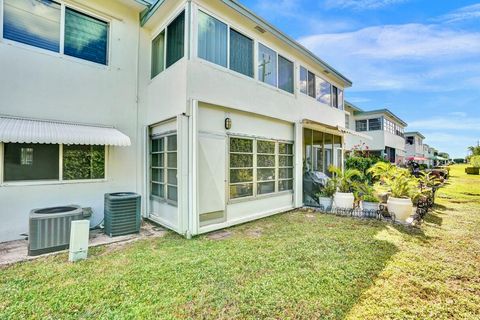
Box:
185, 0, 193, 239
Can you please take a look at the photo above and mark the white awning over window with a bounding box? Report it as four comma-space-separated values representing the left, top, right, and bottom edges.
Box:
0, 115, 131, 146
337, 126, 373, 140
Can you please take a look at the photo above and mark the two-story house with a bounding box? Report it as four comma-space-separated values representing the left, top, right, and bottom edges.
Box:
405, 132, 426, 162
0, 0, 352, 242
344, 101, 407, 163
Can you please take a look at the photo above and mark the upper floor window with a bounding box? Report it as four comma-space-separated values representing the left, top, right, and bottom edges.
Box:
258, 43, 294, 94
406, 137, 414, 145
356, 120, 367, 132
345, 114, 350, 129
368, 118, 382, 131
151, 11, 185, 78
300, 66, 343, 109
258, 43, 277, 87
198, 11, 227, 67
3, 0, 109, 65
230, 29, 254, 78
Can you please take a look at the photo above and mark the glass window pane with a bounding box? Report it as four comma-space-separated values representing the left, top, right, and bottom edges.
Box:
257, 168, 275, 181
279, 179, 293, 191
279, 168, 293, 179
279, 155, 293, 167
152, 153, 164, 168
258, 181, 275, 195
151, 138, 164, 153
257, 140, 275, 154
167, 169, 177, 185
64, 8, 109, 65
316, 77, 331, 105
151, 182, 164, 197
230, 169, 253, 183
332, 86, 338, 108
279, 143, 293, 155
230, 138, 252, 153
230, 183, 253, 199
3, 0, 61, 52
167, 152, 177, 167
152, 168, 164, 183
278, 55, 294, 93
4, 143, 59, 181
63, 145, 105, 180
166, 11, 185, 68
167, 186, 178, 202
307, 71, 316, 98
312, 130, 323, 173
257, 155, 275, 167
230, 29, 254, 77
198, 11, 227, 67
167, 135, 177, 151
338, 89, 344, 110
356, 120, 367, 132
230, 153, 253, 168
300, 67, 308, 94
369, 118, 382, 131
324, 134, 333, 173
151, 31, 165, 78
258, 43, 277, 87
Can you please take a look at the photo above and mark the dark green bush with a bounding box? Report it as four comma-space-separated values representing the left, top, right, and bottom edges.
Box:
345, 156, 387, 184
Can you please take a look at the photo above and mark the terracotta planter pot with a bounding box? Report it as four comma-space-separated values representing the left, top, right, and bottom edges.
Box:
387, 197, 413, 223
334, 192, 355, 209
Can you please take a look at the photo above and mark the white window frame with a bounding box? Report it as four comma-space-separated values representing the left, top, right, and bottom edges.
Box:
0, 142, 108, 186
0, 0, 111, 67
150, 6, 187, 80
149, 132, 178, 207
228, 135, 294, 203
193, 6, 295, 96
300, 65, 344, 109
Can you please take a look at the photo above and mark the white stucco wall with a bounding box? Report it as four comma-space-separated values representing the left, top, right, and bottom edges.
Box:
0, 0, 141, 242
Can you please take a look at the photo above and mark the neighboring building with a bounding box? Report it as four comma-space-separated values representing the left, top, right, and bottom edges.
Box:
0, 0, 352, 242
344, 102, 407, 163
405, 132, 426, 162
423, 144, 435, 168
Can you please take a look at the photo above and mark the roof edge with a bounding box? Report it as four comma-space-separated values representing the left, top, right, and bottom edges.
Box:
355, 108, 407, 127
405, 131, 425, 139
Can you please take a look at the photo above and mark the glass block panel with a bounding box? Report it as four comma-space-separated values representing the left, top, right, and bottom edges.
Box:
279, 143, 293, 155
258, 181, 275, 195
279, 155, 293, 167
167, 135, 177, 151
279, 179, 293, 191
151, 182, 164, 197
152, 168, 163, 183
279, 168, 293, 179
257, 168, 275, 181
230, 169, 253, 183
230, 153, 253, 168
167, 185, 178, 202
257, 155, 275, 167
257, 140, 275, 154
230, 183, 253, 199
167, 152, 177, 168
230, 138, 253, 153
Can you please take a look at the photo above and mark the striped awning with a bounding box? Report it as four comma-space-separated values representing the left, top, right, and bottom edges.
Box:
0, 115, 131, 146
336, 126, 373, 140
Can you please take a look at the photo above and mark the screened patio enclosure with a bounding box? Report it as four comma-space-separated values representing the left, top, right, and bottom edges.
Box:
302, 127, 343, 206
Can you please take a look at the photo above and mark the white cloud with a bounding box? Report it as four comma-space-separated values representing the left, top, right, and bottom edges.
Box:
408, 115, 480, 131
324, 0, 410, 10
299, 24, 480, 60
438, 3, 480, 23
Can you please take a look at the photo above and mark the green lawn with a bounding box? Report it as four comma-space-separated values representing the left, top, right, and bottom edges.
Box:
1, 165, 479, 319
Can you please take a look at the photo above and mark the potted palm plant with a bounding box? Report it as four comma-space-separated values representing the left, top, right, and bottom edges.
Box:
316, 179, 336, 211
358, 184, 380, 212
329, 166, 362, 210
368, 163, 419, 223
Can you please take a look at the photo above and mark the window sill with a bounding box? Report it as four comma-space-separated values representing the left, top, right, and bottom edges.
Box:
1, 179, 107, 187
228, 189, 294, 205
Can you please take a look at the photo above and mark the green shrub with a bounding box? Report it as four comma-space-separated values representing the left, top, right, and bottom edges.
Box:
470, 156, 480, 168
345, 156, 387, 183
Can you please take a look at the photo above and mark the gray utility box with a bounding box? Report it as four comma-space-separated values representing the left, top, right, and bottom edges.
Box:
104, 192, 141, 237
29, 205, 86, 256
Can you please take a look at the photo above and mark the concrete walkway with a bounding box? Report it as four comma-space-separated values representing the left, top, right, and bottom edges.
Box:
0, 221, 167, 267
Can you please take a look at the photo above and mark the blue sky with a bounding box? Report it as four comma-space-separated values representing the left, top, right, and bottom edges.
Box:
239, 0, 480, 158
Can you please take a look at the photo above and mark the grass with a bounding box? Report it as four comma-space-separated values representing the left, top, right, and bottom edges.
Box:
1, 165, 479, 319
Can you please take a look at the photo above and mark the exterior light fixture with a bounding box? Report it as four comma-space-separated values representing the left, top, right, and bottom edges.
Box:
225, 117, 232, 130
